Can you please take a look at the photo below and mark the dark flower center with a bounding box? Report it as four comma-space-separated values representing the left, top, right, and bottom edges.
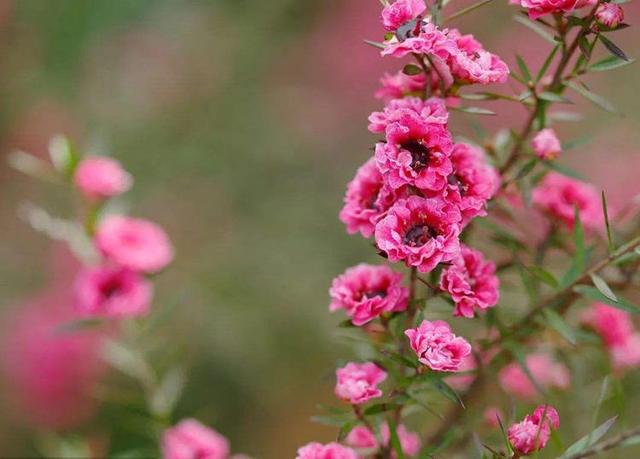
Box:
365, 290, 387, 299
403, 224, 439, 247
395, 17, 423, 42
448, 174, 469, 196
99, 277, 123, 299
402, 141, 430, 172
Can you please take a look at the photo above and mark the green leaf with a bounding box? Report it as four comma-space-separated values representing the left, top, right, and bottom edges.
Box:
403, 64, 422, 75
536, 44, 560, 82
599, 34, 629, 61
559, 416, 617, 458
386, 418, 406, 459
589, 55, 635, 72
453, 106, 496, 116
363, 403, 399, 415
590, 273, 617, 302
543, 308, 577, 345
566, 81, 616, 113
543, 161, 586, 180
446, 0, 495, 22
54, 318, 104, 335
149, 367, 186, 417
538, 91, 572, 103
364, 39, 385, 50
601, 191, 615, 253
578, 35, 592, 60
574, 206, 585, 273
430, 378, 465, 408
516, 54, 532, 82
574, 286, 640, 314
513, 15, 555, 44
48, 135, 79, 178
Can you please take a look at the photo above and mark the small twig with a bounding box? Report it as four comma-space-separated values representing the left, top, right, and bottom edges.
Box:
565, 424, 640, 459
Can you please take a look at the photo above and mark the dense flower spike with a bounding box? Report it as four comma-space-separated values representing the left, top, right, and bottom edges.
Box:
296, 442, 359, 459
595, 2, 624, 28
74, 265, 153, 318
445, 143, 500, 226
375, 196, 461, 272
74, 156, 132, 200
339, 158, 388, 238
532, 172, 602, 231
335, 362, 387, 404
445, 29, 509, 85
508, 405, 560, 455
499, 353, 570, 399
532, 128, 562, 160
375, 111, 453, 192
95, 215, 174, 273
405, 320, 472, 371
329, 264, 408, 325
440, 245, 499, 318
162, 419, 230, 459
381, 0, 427, 31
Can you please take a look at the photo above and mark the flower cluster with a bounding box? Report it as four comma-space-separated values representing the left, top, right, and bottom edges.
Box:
583, 303, 640, 371
162, 418, 249, 459
335, 362, 387, 405
508, 405, 560, 455
72, 156, 174, 318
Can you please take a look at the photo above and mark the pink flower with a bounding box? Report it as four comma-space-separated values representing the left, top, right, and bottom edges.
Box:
74, 265, 153, 318
335, 362, 387, 404
162, 419, 230, 459
368, 97, 449, 134
381, 0, 427, 31
346, 423, 421, 457
375, 196, 461, 272
375, 111, 453, 192
483, 407, 503, 428
95, 215, 174, 273
446, 354, 477, 390
532, 128, 562, 160
532, 172, 602, 231
513, 0, 591, 19
610, 334, 640, 371
582, 303, 634, 347
382, 21, 457, 60
440, 245, 499, 318
445, 143, 500, 226
296, 442, 360, 459
595, 3, 624, 28
329, 264, 408, 326
508, 405, 559, 455
405, 320, 471, 371
339, 158, 387, 238
445, 29, 509, 85
1, 294, 106, 430
381, 423, 421, 457
499, 353, 570, 399
375, 71, 427, 102
74, 156, 132, 200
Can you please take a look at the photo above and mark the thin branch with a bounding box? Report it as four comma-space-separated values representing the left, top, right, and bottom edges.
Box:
565, 424, 640, 459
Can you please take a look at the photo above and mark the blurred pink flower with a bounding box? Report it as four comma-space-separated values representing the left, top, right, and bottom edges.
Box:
296, 442, 359, 459
335, 362, 387, 404
74, 156, 132, 200
532, 128, 562, 160
511, 0, 594, 20
446, 354, 477, 390
339, 158, 387, 238
345, 426, 378, 449
1, 290, 106, 430
329, 264, 408, 326
375, 71, 427, 102
532, 172, 602, 231
610, 334, 640, 371
74, 265, 153, 318
508, 405, 559, 455
595, 3, 624, 28
445, 143, 500, 226
440, 244, 499, 318
582, 303, 634, 347
95, 215, 174, 273
345, 423, 421, 457
381, 0, 427, 31
375, 196, 461, 273
483, 407, 503, 428
405, 320, 471, 371
499, 353, 570, 399
162, 419, 230, 459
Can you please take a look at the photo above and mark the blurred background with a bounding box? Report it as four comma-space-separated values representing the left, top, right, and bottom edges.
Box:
0, 0, 639, 457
